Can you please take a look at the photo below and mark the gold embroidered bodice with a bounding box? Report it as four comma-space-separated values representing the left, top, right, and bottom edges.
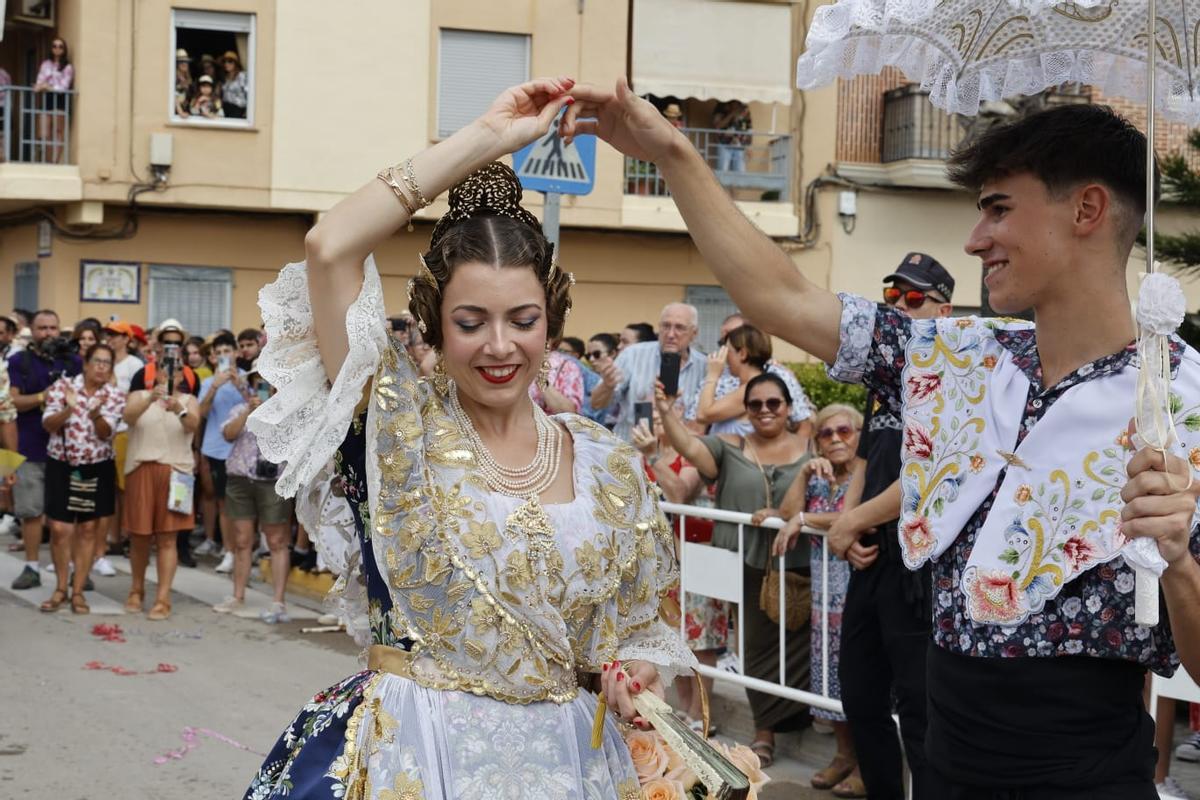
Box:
365, 343, 689, 705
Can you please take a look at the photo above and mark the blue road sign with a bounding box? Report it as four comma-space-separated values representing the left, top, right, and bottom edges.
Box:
512, 129, 597, 196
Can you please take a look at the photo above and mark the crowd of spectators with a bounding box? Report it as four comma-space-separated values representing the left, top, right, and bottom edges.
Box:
4, 310, 314, 625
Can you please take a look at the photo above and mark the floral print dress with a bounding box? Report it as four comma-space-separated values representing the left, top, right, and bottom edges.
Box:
806, 474, 850, 722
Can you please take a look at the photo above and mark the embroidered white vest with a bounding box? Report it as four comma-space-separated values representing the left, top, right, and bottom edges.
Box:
898, 316, 1200, 626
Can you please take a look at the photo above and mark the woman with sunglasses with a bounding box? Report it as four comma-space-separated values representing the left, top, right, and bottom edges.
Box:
656, 371, 813, 766
775, 403, 865, 797
219, 50, 248, 119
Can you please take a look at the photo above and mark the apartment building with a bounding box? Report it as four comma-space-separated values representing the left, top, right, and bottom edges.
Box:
0, 0, 812, 354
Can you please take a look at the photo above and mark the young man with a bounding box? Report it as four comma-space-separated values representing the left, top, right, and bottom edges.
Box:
7, 310, 81, 590
198, 333, 245, 578
564, 88, 1200, 796
236, 328, 262, 372
827, 254, 954, 799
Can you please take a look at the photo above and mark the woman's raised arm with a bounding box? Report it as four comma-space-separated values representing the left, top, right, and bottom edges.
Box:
305, 78, 576, 383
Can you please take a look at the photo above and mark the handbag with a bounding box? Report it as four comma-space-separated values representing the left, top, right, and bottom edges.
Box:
746, 440, 810, 631
167, 469, 195, 515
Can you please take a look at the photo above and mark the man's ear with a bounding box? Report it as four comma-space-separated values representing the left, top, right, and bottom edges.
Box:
938, 304, 953, 319
1074, 184, 1109, 236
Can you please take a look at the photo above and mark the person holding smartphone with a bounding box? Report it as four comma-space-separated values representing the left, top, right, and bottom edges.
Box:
197, 332, 245, 577
216, 363, 294, 623
588, 302, 706, 442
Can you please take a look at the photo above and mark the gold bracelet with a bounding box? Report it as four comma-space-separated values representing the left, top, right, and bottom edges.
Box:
400, 158, 431, 209
375, 166, 416, 216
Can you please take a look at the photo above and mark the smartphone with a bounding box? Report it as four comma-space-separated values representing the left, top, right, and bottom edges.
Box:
163, 344, 181, 394
218, 355, 232, 373
390, 317, 409, 333
634, 401, 654, 434
256, 381, 271, 403
659, 352, 682, 397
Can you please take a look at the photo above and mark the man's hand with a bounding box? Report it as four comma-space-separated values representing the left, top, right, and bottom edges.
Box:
828, 510, 870, 560
560, 78, 688, 164
1121, 444, 1200, 569
845, 541, 880, 570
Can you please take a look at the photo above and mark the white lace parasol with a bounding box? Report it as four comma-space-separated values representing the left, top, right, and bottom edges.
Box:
798, 0, 1200, 122
797, 0, 1193, 625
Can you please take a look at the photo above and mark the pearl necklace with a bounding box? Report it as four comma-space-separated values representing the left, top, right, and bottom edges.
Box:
448, 383, 562, 498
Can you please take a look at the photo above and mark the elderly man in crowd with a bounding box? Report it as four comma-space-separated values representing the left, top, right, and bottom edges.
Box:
590, 302, 705, 441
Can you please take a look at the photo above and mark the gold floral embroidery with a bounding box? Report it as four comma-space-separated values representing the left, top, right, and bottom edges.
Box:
379, 773, 426, 800
462, 520, 502, 558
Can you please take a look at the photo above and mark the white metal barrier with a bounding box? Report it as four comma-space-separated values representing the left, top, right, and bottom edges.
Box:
662, 501, 845, 716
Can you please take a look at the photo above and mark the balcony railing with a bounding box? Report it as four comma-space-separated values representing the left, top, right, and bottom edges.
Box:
624, 127, 792, 200
881, 84, 964, 163
1, 86, 75, 165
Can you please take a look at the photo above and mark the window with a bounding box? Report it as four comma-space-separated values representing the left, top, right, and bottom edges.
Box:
685, 285, 739, 354
170, 9, 255, 126
148, 265, 232, 335
437, 29, 529, 139
14, 262, 39, 312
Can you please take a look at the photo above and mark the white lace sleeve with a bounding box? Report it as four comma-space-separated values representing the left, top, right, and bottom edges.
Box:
617, 620, 699, 684
294, 462, 371, 646
248, 256, 390, 499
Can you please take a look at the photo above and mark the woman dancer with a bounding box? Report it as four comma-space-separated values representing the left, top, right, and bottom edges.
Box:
244, 77, 694, 799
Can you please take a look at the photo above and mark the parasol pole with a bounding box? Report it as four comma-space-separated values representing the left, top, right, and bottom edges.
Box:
1135, 0, 1161, 627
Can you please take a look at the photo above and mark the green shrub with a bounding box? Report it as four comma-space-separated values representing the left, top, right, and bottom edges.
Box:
785, 362, 868, 413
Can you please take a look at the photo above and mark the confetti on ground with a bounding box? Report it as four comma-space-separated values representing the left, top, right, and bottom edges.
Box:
91, 623, 126, 643
154, 726, 265, 764
84, 660, 178, 676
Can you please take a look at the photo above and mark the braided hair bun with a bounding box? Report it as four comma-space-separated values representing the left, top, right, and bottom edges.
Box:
408, 163, 573, 349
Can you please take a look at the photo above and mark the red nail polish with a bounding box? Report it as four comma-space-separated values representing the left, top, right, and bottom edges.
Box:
617, 672, 624, 682
565, 97, 575, 105
631, 681, 641, 692
602, 663, 609, 672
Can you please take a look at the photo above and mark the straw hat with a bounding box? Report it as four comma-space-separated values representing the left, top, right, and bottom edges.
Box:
175, 48, 190, 62
663, 103, 683, 119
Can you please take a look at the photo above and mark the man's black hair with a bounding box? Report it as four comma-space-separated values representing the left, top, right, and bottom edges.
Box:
212, 332, 237, 350
625, 322, 657, 343
237, 327, 261, 343
947, 103, 1158, 250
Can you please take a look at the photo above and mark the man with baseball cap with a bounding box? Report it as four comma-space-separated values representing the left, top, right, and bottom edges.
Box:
821, 253, 953, 798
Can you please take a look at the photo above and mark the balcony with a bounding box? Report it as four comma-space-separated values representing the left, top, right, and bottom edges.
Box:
0, 86, 81, 207
881, 84, 964, 163
623, 127, 793, 201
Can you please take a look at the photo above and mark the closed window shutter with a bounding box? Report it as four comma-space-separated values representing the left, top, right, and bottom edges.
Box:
148, 265, 232, 336
686, 285, 739, 355
14, 262, 39, 311
437, 29, 530, 139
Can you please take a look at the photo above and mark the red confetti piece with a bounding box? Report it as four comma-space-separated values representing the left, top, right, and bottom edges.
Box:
91, 623, 126, 643
83, 660, 179, 676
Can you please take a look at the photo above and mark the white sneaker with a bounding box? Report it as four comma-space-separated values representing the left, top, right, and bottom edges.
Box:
215, 551, 234, 573
260, 602, 290, 624
92, 557, 117, 577
1176, 732, 1200, 762
193, 539, 217, 557
717, 651, 742, 674
1159, 776, 1196, 800
46, 562, 57, 574
0, 515, 19, 537
212, 595, 244, 614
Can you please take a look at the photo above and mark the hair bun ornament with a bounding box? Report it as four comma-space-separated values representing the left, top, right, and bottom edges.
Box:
428, 162, 543, 250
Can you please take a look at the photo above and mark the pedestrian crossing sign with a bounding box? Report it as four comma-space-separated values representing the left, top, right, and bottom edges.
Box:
512, 128, 597, 195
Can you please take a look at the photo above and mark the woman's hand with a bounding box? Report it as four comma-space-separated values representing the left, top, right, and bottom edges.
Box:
706, 347, 727, 379
631, 421, 657, 457
600, 659, 664, 728
560, 78, 687, 164
805, 457, 834, 480
63, 384, 77, 409
477, 77, 576, 157
772, 513, 804, 557
751, 507, 781, 526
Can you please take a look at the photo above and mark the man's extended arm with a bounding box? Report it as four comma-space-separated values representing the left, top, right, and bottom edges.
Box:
563, 81, 844, 363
